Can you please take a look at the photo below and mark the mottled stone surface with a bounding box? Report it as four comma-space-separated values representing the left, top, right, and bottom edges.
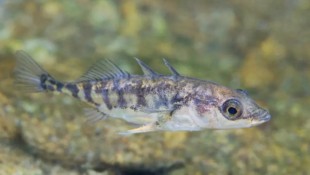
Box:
0, 0, 309, 174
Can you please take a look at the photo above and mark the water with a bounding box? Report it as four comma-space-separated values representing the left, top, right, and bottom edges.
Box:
0, 1, 309, 174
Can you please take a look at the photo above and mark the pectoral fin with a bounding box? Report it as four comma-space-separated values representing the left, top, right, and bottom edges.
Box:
84, 108, 108, 123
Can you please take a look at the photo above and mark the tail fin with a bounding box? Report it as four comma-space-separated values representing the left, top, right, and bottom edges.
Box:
14, 50, 55, 93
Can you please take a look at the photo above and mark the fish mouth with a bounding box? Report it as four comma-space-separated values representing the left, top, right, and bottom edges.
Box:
251, 110, 271, 126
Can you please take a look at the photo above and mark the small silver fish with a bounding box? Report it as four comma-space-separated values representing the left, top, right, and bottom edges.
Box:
15, 51, 271, 135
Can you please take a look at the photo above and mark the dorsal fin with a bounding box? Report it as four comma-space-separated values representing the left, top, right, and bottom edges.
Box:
163, 58, 180, 77
75, 59, 130, 82
134, 58, 159, 77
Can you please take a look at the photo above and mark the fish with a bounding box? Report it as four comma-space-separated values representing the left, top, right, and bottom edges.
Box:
14, 51, 271, 135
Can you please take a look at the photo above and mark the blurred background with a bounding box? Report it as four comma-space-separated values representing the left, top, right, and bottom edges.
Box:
0, 0, 309, 174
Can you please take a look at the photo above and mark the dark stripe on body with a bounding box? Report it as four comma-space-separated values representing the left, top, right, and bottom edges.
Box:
102, 89, 112, 110
113, 79, 127, 109
83, 82, 95, 104
94, 81, 113, 110
43, 76, 64, 92
135, 80, 147, 107
117, 89, 127, 108
40, 74, 48, 90
49, 79, 56, 85
66, 83, 79, 98
155, 82, 170, 108
56, 82, 64, 92
83, 82, 100, 106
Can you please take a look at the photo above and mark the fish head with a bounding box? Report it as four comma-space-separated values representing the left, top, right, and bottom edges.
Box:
194, 87, 271, 129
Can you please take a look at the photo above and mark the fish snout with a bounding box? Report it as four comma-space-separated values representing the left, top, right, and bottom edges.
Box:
251, 109, 271, 126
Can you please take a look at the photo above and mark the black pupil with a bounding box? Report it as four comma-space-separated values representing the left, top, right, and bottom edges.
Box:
228, 107, 237, 115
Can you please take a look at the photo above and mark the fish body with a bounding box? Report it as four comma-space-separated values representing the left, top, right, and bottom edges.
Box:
15, 51, 271, 134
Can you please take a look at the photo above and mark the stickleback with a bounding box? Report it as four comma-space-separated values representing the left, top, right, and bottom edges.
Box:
15, 51, 271, 135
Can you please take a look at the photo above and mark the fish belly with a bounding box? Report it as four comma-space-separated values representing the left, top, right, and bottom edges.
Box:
97, 103, 158, 125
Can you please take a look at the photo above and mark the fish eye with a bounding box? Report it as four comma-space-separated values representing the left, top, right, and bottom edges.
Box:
221, 99, 243, 120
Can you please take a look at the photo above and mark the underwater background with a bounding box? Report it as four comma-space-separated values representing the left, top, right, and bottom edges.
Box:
0, 0, 309, 175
